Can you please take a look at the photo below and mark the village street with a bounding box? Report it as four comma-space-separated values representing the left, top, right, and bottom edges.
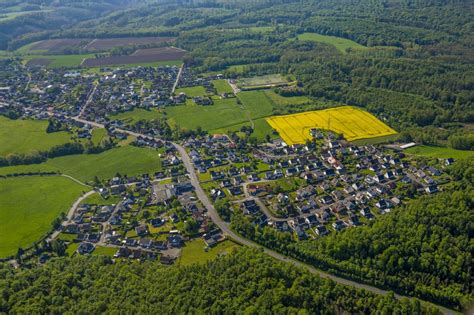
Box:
63, 116, 455, 315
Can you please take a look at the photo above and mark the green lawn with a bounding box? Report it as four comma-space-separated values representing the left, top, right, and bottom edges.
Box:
212, 79, 233, 94
80, 192, 122, 205
178, 239, 240, 266
92, 246, 117, 256
175, 86, 207, 97
210, 118, 275, 142
166, 98, 247, 131
264, 90, 311, 106
66, 242, 80, 257
238, 90, 274, 118
91, 128, 107, 146
0, 116, 71, 156
0, 176, 85, 258
405, 145, 474, 159
166, 90, 275, 139
297, 32, 366, 53
0, 145, 163, 182
110, 108, 163, 124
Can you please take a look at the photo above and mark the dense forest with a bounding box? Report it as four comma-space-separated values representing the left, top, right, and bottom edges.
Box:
0, 0, 146, 50
231, 158, 474, 310
0, 249, 440, 314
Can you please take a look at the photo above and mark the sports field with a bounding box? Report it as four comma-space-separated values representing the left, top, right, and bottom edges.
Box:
237, 74, 289, 89
266, 106, 397, 144
0, 176, 84, 257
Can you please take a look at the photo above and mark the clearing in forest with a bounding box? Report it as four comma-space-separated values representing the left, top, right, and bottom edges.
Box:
266, 106, 397, 144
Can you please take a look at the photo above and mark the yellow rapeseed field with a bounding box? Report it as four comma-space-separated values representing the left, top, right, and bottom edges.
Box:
266, 106, 397, 145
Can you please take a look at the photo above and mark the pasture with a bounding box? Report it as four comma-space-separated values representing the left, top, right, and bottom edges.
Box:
264, 90, 311, 106
266, 106, 397, 144
212, 79, 233, 94
0, 145, 163, 182
166, 90, 275, 132
166, 98, 245, 130
0, 176, 84, 258
297, 32, 366, 53
0, 116, 71, 155
175, 85, 208, 97
405, 145, 474, 159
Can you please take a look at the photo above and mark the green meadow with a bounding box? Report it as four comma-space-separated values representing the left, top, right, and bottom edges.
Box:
166, 89, 311, 141
405, 145, 474, 159
178, 239, 239, 266
166, 98, 246, 130
212, 79, 233, 94
0, 176, 85, 257
0, 116, 71, 155
0, 145, 163, 182
110, 108, 163, 124
297, 32, 366, 53
175, 85, 208, 97
264, 90, 311, 106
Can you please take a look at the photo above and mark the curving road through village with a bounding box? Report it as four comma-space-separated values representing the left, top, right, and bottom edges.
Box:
70, 117, 455, 315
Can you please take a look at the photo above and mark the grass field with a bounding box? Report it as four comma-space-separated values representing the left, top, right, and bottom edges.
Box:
209, 118, 276, 142
405, 145, 474, 159
212, 79, 233, 94
178, 239, 239, 266
166, 98, 246, 130
175, 85, 207, 97
297, 33, 366, 53
92, 246, 116, 256
0, 146, 163, 182
237, 90, 274, 118
0, 116, 71, 155
91, 128, 107, 145
266, 106, 397, 144
0, 176, 84, 258
237, 74, 289, 89
264, 90, 311, 106
80, 192, 122, 205
110, 108, 163, 124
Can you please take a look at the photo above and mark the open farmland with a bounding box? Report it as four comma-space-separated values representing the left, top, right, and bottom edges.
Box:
82, 47, 185, 67
0, 176, 84, 258
0, 116, 71, 155
24, 37, 175, 53
84, 37, 175, 51
0, 145, 163, 182
166, 98, 246, 130
29, 39, 90, 53
24, 54, 96, 68
266, 106, 397, 144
